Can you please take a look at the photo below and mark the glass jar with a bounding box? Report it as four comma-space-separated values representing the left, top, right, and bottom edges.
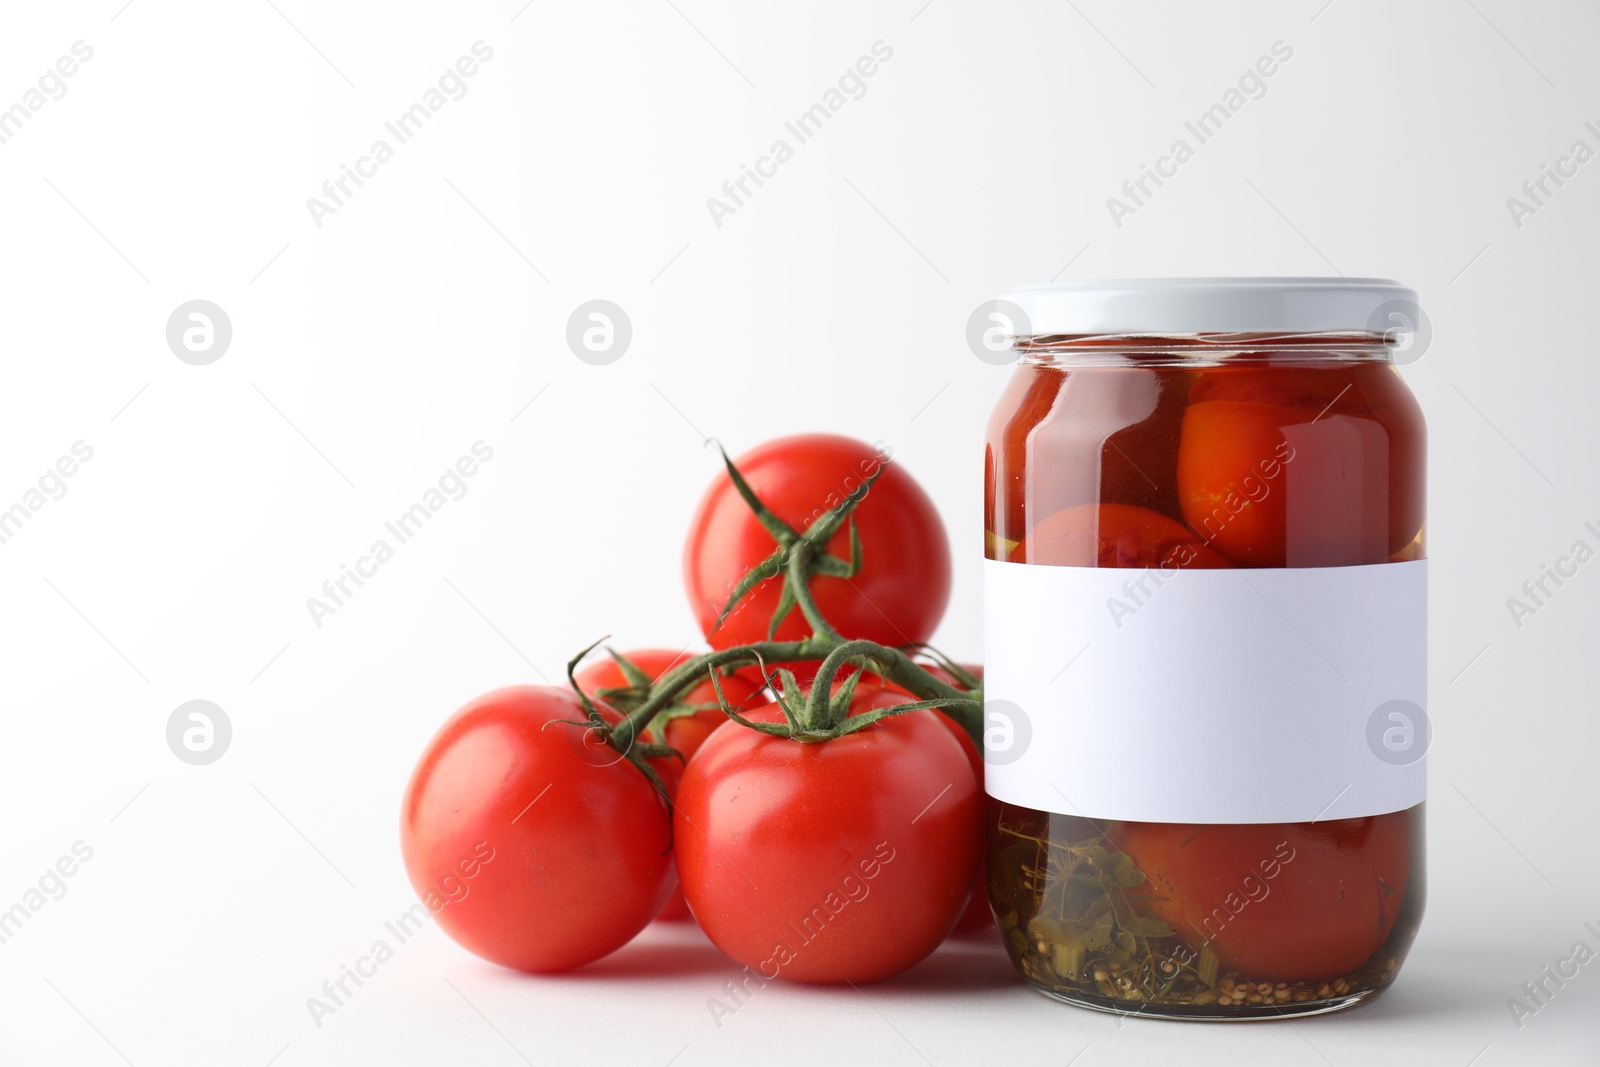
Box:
980, 279, 1427, 1020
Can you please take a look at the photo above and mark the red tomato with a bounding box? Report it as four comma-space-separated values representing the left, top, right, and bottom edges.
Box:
1008, 503, 1233, 569
400, 685, 675, 972
1111, 813, 1412, 981
1176, 399, 1299, 567
683, 435, 951, 651
572, 648, 766, 760
674, 686, 980, 983
1177, 365, 1426, 567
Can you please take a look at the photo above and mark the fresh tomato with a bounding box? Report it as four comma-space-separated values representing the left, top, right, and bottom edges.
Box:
1008, 503, 1233, 569
1111, 813, 1413, 981
573, 648, 766, 760
1177, 364, 1426, 567
674, 685, 980, 982
683, 435, 951, 651
573, 649, 766, 922
400, 685, 675, 972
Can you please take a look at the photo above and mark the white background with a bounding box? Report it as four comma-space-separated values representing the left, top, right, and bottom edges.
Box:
1, 1, 1596, 1064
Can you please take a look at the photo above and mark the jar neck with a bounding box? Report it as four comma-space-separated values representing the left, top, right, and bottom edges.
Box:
1016, 332, 1396, 368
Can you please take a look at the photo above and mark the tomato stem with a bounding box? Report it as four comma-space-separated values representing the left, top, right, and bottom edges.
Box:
785, 540, 843, 643
594, 634, 981, 755
573, 442, 982, 767
605, 640, 818, 752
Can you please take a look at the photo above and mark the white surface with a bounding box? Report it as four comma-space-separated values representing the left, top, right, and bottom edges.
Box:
983, 559, 1427, 823
998, 277, 1417, 336
1, 0, 1598, 1064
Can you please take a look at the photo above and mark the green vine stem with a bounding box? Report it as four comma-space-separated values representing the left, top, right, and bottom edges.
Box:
785, 539, 843, 644
603, 632, 980, 758
573, 443, 983, 773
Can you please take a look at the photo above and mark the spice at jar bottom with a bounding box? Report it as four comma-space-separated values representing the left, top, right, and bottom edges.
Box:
981, 278, 1428, 1020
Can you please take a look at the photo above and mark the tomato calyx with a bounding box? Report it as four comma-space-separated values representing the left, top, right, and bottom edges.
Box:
561, 639, 684, 803
581, 647, 744, 739
711, 643, 975, 743
707, 439, 873, 643
584, 634, 982, 760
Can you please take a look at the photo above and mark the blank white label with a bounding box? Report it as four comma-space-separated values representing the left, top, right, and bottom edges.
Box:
982, 558, 1427, 824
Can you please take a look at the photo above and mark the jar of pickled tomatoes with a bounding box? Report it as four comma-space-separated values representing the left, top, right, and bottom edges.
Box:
981, 279, 1427, 1019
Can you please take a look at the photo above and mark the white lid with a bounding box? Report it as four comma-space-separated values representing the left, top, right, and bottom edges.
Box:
997, 277, 1419, 337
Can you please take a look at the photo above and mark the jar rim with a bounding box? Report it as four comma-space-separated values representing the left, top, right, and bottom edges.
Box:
1015, 335, 1397, 368
995, 278, 1420, 339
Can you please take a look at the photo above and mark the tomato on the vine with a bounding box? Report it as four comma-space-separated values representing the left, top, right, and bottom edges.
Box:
573, 648, 766, 760
400, 685, 675, 972
1110, 814, 1412, 981
684, 435, 951, 650
1008, 503, 1232, 569
674, 685, 980, 982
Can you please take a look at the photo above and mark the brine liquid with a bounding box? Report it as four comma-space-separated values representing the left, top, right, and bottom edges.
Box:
987, 802, 1426, 1017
